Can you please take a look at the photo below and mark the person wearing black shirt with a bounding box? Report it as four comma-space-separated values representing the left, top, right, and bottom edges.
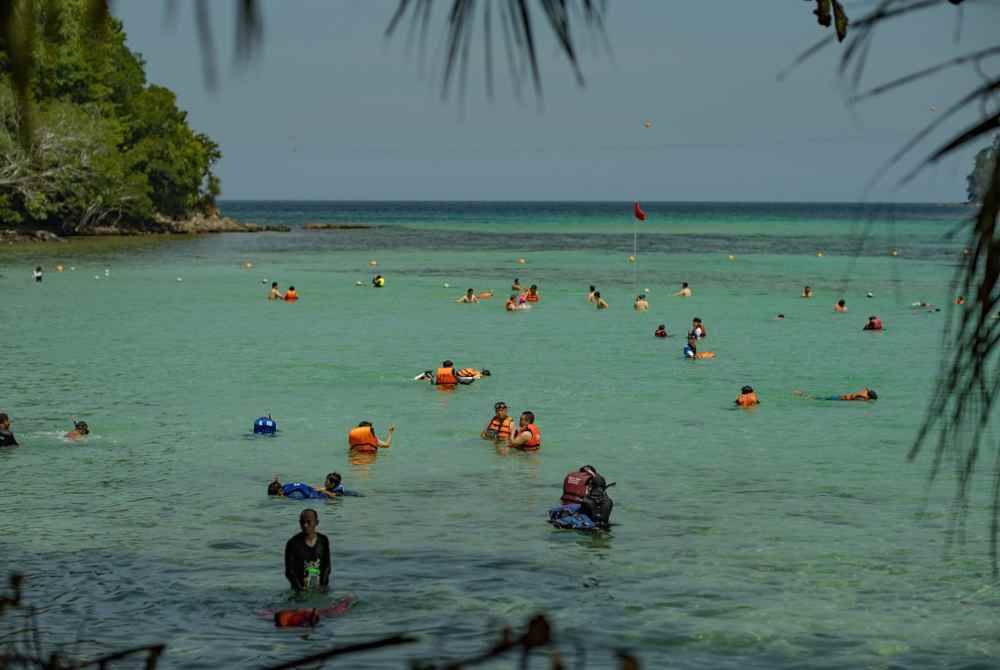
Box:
284, 508, 331, 592
0, 413, 19, 448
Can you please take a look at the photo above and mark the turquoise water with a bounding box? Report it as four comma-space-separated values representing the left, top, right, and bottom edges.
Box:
1, 201, 998, 669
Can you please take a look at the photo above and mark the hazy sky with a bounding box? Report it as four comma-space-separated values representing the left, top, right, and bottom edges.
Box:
112, 1, 999, 202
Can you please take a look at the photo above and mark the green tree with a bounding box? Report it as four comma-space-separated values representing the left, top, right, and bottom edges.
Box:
967, 134, 998, 204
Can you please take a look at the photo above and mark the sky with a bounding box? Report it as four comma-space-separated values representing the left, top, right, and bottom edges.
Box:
111, 1, 1000, 202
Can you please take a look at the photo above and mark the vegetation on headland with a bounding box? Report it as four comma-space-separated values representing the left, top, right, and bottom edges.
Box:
0, 0, 221, 234
967, 134, 998, 204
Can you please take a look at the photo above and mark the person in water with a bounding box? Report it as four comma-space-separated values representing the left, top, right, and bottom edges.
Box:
268, 282, 281, 300
481, 401, 514, 441
955, 296, 966, 305
594, 292, 609, 310
283, 286, 299, 302
33, 266, 43, 283
654, 324, 668, 338
586, 285, 597, 303
505, 294, 521, 311
689, 317, 707, 339
425, 360, 478, 386
834, 299, 847, 313
735, 385, 759, 407
347, 421, 395, 453
674, 282, 692, 297
550, 465, 614, 530
0, 413, 19, 448
372, 275, 385, 288
511, 278, 522, 291
684, 336, 715, 359
318, 472, 361, 497
634, 294, 649, 311
524, 285, 540, 303
507, 411, 541, 451
795, 388, 879, 401
457, 288, 479, 303
285, 509, 331, 592
269, 479, 331, 499
65, 420, 89, 441
802, 286, 813, 298
863, 315, 884, 331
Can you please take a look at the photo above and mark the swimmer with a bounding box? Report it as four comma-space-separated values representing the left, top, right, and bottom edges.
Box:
507, 411, 541, 451
524, 285, 540, 303
32, 266, 43, 283
795, 388, 878, 401
674, 282, 692, 297
735, 385, 759, 407
318, 472, 361, 497
372, 274, 385, 288
834, 299, 847, 313
477, 290, 494, 299
586, 285, 598, 304
654, 324, 668, 338
481, 401, 514, 441
347, 421, 395, 453
283, 286, 299, 302
955, 296, 965, 305
456, 367, 490, 380
776, 314, 785, 320
505, 294, 519, 311
268, 478, 333, 499
0, 412, 19, 448
65, 420, 89, 441
802, 286, 813, 298
689, 317, 707, 339
595, 292, 609, 310
285, 509, 331, 592
863, 315, 884, 331
512, 278, 523, 291
457, 288, 480, 303
684, 336, 715, 360
268, 282, 281, 300
634, 294, 649, 311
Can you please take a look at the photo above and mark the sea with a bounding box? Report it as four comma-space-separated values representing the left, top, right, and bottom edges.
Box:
1, 201, 997, 669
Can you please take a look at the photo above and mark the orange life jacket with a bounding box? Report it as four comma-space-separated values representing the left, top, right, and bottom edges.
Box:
561, 469, 594, 505
737, 392, 759, 407
518, 423, 541, 450
483, 415, 513, 441
435, 367, 458, 386
348, 426, 379, 452
525, 293, 539, 303
284, 290, 298, 302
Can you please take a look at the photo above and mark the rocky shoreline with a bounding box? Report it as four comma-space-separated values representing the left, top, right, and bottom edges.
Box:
1, 214, 290, 244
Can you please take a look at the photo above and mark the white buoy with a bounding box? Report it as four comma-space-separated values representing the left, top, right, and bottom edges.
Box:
104, 268, 110, 276
443, 283, 450, 288
177, 277, 183, 282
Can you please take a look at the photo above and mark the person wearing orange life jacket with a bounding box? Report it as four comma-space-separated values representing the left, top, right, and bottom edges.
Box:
481, 401, 514, 441
429, 360, 477, 386
347, 421, 395, 454
735, 385, 760, 407
524, 284, 540, 303
507, 411, 541, 451
283, 286, 299, 302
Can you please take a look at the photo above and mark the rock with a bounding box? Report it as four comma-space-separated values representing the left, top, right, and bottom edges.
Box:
0, 229, 65, 243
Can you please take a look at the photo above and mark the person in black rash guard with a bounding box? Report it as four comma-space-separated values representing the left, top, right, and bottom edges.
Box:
0, 413, 19, 448
284, 508, 331, 592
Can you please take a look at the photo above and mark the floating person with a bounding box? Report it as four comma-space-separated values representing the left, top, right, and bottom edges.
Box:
65, 420, 90, 441
594, 292, 609, 310
284, 509, 331, 592
347, 421, 395, 454
268, 282, 282, 300
795, 388, 878, 401
511, 278, 523, 291
586, 285, 597, 303
955, 296, 966, 305
654, 324, 669, 338
268, 479, 331, 500
689, 317, 707, 339
863, 315, 884, 331
253, 415, 278, 435
456, 367, 490, 380
684, 336, 715, 359
319, 472, 362, 497
802, 286, 813, 298
372, 274, 385, 288
0, 412, 19, 448
523, 285, 541, 303
32, 266, 43, 283
507, 411, 541, 451
674, 282, 692, 297
505, 294, 521, 311
634, 294, 649, 311
548, 465, 614, 531
457, 288, 480, 303
834, 299, 847, 313
735, 385, 759, 407
283, 286, 299, 302
481, 401, 514, 442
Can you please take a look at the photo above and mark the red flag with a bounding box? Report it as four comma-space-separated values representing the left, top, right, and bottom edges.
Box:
633, 201, 646, 221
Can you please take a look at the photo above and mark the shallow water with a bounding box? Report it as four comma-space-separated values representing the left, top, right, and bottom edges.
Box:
1, 201, 997, 669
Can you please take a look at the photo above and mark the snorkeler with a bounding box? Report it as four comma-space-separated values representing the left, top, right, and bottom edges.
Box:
507, 411, 541, 451
65, 420, 89, 441
654, 324, 668, 338
347, 421, 395, 453
735, 386, 759, 407
594, 292, 609, 310
634, 294, 649, 311
834, 299, 847, 313
863, 316, 884, 331
268, 282, 281, 300
284, 509, 331, 592
481, 401, 514, 441
457, 288, 479, 303
0, 412, 19, 448
674, 282, 692, 297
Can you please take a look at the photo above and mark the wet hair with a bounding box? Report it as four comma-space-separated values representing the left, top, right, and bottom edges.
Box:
657, 324, 666, 329
589, 285, 596, 291
442, 360, 454, 367
289, 286, 296, 291
693, 317, 702, 323
867, 389, 878, 400
521, 411, 535, 423
837, 299, 846, 306
637, 294, 646, 300
741, 385, 754, 394
35, 266, 42, 271
777, 314, 785, 319
481, 369, 491, 376
358, 420, 373, 428
682, 282, 689, 288
467, 288, 474, 294
530, 284, 537, 290
74, 420, 89, 434
0, 412, 8, 423
494, 401, 508, 410
325, 472, 342, 488
271, 282, 278, 288
594, 292, 601, 298
267, 480, 282, 496
869, 315, 877, 320
514, 278, 519, 282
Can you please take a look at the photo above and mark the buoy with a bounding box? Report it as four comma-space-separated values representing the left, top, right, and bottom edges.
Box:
443, 283, 450, 288
55, 264, 64, 272
243, 261, 253, 269
866, 292, 873, 298
728, 255, 735, 261
355, 281, 363, 286
816, 251, 824, 257
517, 258, 526, 264
368, 260, 377, 267
177, 277, 183, 282
627, 255, 636, 263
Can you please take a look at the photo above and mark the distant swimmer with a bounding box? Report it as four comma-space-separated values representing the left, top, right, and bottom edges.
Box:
285, 509, 331, 592
457, 288, 480, 303
524, 285, 540, 303
253, 415, 278, 435
32, 266, 43, 283
955, 296, 966, 305
283, 286, 299, 302
674, 282, 692, 297
65, 420, 89, 441
689, 317, 707, 339
634, 294, 649, 311
505, 294, 520, 311
0, 412, 19, 448
268, 282, 282, 300
654, 324, 668, 338
796, 388, 878, 401
776, 314, 785, 320
512, 278, 523, 291
802, 286, 813, 298
834, 299, 847, 313
347, 421, 395, 454
735, 385, 759, 407
684, 336, 715, 359
424, 360, 478, 386
595, 292, 609, 310
507, 411, 541, 451
587, 285, 597, 303
372, 274, 385, 288
863, 315, 884, 331
481, 401, 514, 441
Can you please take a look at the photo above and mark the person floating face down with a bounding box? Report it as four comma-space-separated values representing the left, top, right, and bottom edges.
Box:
65, 420, 89, 441
284, 509, 331, 592
507, 411, 541, 451
863, 315, 884, 331
836, 388, 878, 401
735, 385, 759, 407
481, 401, 514, 441
347, 421, 395, 454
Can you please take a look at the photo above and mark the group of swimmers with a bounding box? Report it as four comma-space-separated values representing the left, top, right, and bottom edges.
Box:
0, 413, 89, 448
267, 282, 298, 302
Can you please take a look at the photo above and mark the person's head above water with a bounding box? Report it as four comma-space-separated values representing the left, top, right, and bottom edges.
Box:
837, 299, 846, 307
480, 369, 491, 376
73, 420, 89, 435
289, 285, 296, 291
267, 480, 283, 496
682, 282, 689, 288
741, 385, 754, 394
442, 360, 454, 368
299, 508, 319, 535
866, 388, 879, 400
0, 412, 10, 429
466, 288, 474, 295
594, 291, 601, 298
358, 420, 373, 428
589, 285, 596, 292
271, 281, 278, 288
520, 410, 535, 425
325, 472, 342, 490
656, 324, 666, 330
494, 401, 508, 416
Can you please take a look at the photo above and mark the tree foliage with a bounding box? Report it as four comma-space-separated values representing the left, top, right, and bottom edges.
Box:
967, 134, 999, 204
0, 0, 219, 231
